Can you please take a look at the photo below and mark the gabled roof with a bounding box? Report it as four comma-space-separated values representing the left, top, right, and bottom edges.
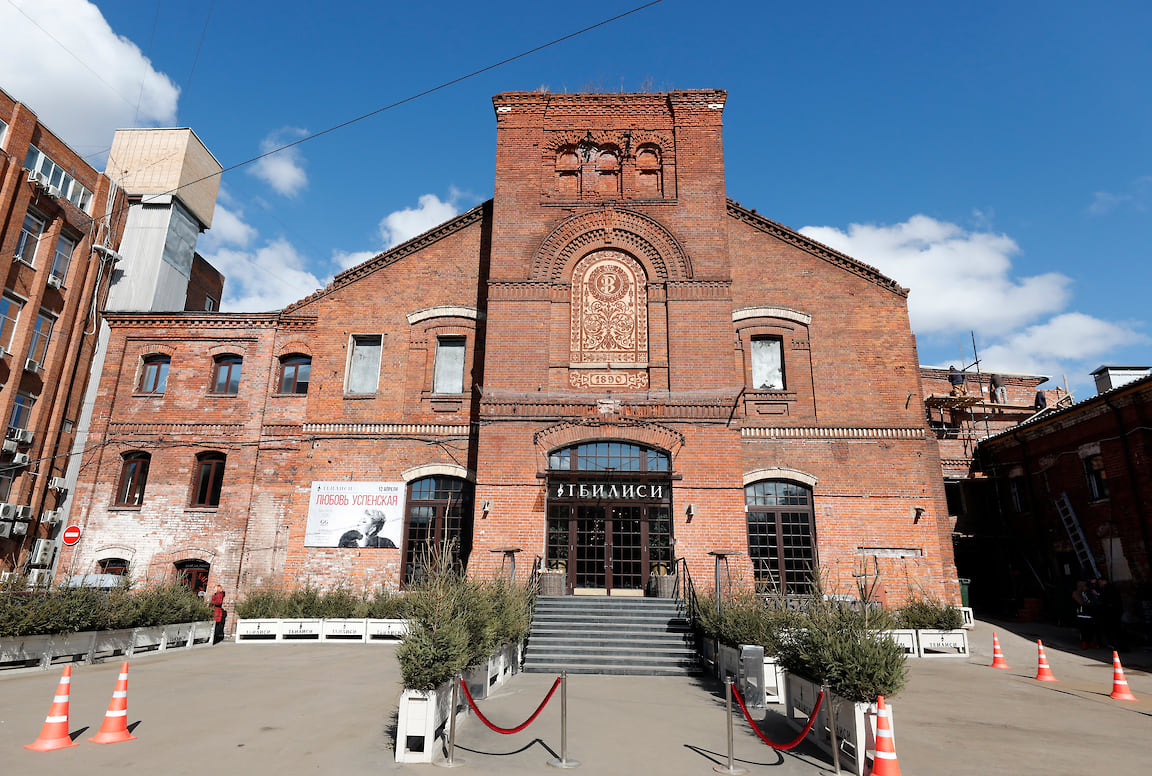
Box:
282, 202, 489, 313
726, 200, 908, 297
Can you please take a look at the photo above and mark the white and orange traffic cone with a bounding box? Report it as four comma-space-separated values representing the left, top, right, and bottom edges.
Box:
1034, 639, 1058, 681
991, 632, 1011, 669
89, 661, 137, 744
1108, 652, 1138, 701
870, 695, 901, 776
24, 665, 80, 751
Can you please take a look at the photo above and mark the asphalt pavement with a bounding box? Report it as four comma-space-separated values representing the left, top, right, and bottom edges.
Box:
1, 619, 1149, 775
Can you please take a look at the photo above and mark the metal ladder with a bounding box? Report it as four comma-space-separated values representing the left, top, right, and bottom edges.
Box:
1053, 492, 1100, 577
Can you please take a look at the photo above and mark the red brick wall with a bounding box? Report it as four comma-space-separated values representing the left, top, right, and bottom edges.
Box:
61, 91, 958, 606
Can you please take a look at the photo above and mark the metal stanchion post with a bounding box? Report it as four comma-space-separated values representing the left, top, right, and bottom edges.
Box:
436, 675, 466, 768
547, 671, 580, 768
714, 677, 749, 775
823, 682, 840, 775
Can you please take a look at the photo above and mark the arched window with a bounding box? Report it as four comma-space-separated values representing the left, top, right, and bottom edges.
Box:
548, 442, 669, 472
97, 558, 129, 576
596, 149, 620, 197
635, 145, 662, 197
175, 559, 210, 595
745, 481, 816, 596
278, 354, 311, 394
138, 355, 170, 394
211, 354, 242, 395
556, 147, 580, 198
116, 451, 151, 507
402, 476, 473, 586
191, 452, 226, 507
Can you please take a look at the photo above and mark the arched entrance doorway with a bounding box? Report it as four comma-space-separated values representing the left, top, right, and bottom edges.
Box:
546, 442, 673, 595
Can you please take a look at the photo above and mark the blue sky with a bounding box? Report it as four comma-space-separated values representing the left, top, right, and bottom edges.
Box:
2, 0, 1149, 395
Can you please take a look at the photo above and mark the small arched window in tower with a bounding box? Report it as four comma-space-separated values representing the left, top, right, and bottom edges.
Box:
596, 150, 620, 198
636, 145, 662, 197
556, 147, 580, 198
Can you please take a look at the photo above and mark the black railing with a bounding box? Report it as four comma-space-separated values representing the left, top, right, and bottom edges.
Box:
673, 556, 701, 629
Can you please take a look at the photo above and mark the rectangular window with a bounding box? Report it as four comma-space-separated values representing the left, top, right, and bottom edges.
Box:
433, 337, 465, 394
0, 118, 8, 148
24, 145, 93, 213
0, 296, 22, 352
751, 336, 784, 390
347, 335, 382, 394
211, 356, 242, 395
51, 234, 75, 283
0, 471, 11, 502
205, 296, 218, 311
192, 454, 226, 507
9, 393, 34, 431
25, 311, 55, 365
1085, 455, 1109, 500
15, 212, 45, 264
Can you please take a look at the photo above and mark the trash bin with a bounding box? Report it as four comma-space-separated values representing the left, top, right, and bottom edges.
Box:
959, 578, 971, 608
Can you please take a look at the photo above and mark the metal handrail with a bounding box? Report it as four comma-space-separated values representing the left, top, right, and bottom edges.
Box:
673, 556, 701, 629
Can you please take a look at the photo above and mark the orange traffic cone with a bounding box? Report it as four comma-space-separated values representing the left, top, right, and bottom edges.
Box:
991, 633, 1011, 669
24, 665, 80, 751
871, 695, 901, 776
89, 661, 137, 744
1034, 639, 1058, 681
1109, 652, 1138, 701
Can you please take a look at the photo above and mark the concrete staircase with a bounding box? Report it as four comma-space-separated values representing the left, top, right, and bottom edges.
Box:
523, 596, 699, 676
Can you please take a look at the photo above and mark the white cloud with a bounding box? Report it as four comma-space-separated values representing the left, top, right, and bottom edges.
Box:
207, 238, 326, 312
331, 250, 378, 272
248, 128, 309, 197
1088, 176, 1151, 215
980, 313, 1148, 376
0, 1, 179, 160
379, 192, 460, 248
800, 214, 1148, 383
200, 203, 258, 250
800, 215, 1070, 336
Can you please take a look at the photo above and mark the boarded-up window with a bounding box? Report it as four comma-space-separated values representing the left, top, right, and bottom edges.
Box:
751, 337, 784, 390
348, 335, 382, 394
433, 337, 465, 394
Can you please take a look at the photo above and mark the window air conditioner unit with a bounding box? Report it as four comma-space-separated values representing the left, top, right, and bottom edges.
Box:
0, 522, 12, 539
12, 520, 28, 536
0, 570, 16, 582
30, 539, 55, 566
24, 358, 40, 373
42, 508, 61, 525
48, 477, 67, 491
8, 427, 34, 444
46, 274, 64, 289
45, 184, 64, 199
0, 345, 7, 358
11, 452, 31, 466
16, 505, 33, 521
0, 503, 16, 520
27, 568, 52, 587
28, 169, 49, 187
1, 439, 17, 454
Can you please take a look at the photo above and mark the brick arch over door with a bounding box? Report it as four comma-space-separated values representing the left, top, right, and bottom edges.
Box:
533, 420, 685, 472
532, 208, 692, 282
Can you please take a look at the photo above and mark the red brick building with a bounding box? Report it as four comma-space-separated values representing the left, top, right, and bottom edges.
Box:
59, 91, 959, 604
0, 89, 128, 579
973, 368, 1152, 624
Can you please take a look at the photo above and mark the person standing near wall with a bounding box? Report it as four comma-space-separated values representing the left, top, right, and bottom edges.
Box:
210, 584, 227, 644
990, 373, 1007, 404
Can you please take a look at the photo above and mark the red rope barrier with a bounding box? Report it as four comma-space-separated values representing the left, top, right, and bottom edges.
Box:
458, 676, 563, 734
731, 684, 824, 751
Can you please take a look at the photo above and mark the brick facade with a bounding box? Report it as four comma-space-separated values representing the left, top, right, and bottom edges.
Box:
0, 89, 127, 575
59, 91, 959, 605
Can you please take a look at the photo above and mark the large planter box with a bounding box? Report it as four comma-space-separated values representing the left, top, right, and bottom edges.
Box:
784, 672, 887, 776
763, 656, 785, 704
236, 619, 282, 641
0, 621, 213, 672
395, 641, 523, 763
916, 628, 969, 658
366, 618, 409, 641
395, 681, 466, 763
959, 607, 975, 629
279, 619, 322, 641
538, 570, 565, 596
321, 619, 367, 642
883, 629, 920, 656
